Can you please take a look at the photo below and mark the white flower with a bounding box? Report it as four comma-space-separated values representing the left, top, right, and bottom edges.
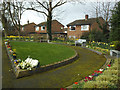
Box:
5, 42, 8, 45
89, 75, 93, 78
86, 45, 88, 48
99, 69, 103, 71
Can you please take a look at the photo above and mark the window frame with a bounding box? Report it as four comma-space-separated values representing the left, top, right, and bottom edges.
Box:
35, 26, 39, 31
41, 26, 45, 31
69, 26, 76, 31
81, 25, 89, 31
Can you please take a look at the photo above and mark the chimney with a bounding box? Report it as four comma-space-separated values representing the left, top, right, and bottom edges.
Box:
27, 20, 29, 24
85, 15, 88, 20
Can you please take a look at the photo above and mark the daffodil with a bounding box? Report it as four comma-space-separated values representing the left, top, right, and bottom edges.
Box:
92, 41, 95, 43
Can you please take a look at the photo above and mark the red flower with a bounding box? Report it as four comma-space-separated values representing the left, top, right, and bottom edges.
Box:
74, 82, 78, 85
84, 79, 88, 82
94, 70, 97, 73
85, 77, 88, 79
107, 64, 111, 67
88, 77, 93, 80
61, 88, 67, 90
92, 73, 95, 75
96, 71, 100, 73
99, 71, 102, 73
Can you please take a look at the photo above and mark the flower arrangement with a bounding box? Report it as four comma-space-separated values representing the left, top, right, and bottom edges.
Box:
17, 57, 39, 70
4, 40, 40, 71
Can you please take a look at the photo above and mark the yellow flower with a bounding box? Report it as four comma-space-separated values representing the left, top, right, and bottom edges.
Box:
13, 54, 16, 56
110, 45, 115, 47
92, 41, 95, 43
13, 49, 16, 52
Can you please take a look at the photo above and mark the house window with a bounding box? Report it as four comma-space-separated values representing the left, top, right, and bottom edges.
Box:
70, 26, 76, 31
61, 27, 63, 30
22, 27, 24, 31
41, 26, 45, 30
35, 26, 39, 31
81, 25, 89, 31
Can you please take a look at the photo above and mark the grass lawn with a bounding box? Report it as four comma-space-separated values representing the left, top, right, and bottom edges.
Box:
10, 41, 76, 66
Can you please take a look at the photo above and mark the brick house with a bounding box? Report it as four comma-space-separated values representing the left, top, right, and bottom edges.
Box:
21, 21, 36, 35
35, 20, 66, 38
67, 15, 106, 39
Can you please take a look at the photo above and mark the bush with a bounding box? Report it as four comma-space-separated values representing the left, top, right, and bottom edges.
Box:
111, 41, 120, 51
83, 81, 114, 88
95, 75, 118, 84
102, 70, 118, 76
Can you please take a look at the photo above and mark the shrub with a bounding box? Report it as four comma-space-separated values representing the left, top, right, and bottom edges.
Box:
111, 41, 120, 51
95, 75, 118, 84
83, 81, 114, 88
102, 70, 118, 76
96, 75, 112, 81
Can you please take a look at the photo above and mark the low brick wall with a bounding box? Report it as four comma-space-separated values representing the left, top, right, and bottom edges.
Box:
5, 42, 78, 79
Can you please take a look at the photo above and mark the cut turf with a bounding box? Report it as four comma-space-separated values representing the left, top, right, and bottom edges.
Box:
10, 41, 76, 66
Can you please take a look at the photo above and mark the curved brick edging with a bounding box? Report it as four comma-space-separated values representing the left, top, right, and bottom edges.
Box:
16, 50, 78, 78
66, 46, 112, 88
5, 42, 78, 79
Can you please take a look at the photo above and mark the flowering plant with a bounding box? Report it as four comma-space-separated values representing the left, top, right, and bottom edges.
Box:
17, 57, 39, 70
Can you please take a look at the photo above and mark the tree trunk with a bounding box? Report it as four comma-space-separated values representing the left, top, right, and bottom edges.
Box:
47, 11, 52, 41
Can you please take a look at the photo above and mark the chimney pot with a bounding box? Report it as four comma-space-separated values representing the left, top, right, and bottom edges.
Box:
27, 20, 29, 24
85, 15, 88, 20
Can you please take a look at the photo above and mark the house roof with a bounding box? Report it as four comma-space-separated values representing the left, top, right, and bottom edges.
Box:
22, 22, 36, 27
67, 17, 103, 26
36, 20, 64, 27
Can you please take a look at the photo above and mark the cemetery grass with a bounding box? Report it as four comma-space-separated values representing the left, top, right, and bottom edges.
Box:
10, 41, 76, 66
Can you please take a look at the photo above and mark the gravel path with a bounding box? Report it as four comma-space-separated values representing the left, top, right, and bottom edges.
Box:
2, 44, 106, 88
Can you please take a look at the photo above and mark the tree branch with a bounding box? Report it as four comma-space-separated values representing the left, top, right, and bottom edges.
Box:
26, 7, 48, 16
52, 0, 67, 10
36, 0, 48, 11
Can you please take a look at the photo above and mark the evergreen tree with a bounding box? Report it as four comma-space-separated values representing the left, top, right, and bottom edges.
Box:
110, 1, 120, 41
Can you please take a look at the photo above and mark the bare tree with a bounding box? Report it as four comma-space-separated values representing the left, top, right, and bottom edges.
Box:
90, 1, 115, 41
7, 1, 26, 37
1, 1, 9, 38
24, 0, 67, 40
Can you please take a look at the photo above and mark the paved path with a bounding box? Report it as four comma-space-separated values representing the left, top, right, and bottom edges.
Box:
2, 44, 106, 88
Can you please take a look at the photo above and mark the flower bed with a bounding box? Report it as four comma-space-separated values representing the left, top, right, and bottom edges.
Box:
70, 58, 119, 88
86, 41, 115, 54
5, 36, 34, 42
66, 45, 116, 88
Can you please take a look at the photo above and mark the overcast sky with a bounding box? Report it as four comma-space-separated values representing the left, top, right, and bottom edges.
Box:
20, 0, 118, 27
0, 0, 119, 29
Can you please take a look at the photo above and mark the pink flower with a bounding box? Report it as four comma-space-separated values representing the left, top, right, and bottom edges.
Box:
61, 88, 67, 90
92, 73, 95, 75
85, 77, 88, 79
60, 88, 67, 90
84, 79, 88, 82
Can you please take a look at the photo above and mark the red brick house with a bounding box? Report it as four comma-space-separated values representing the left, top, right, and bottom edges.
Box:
35, 20, 66, 38
21, 21, 36, 35
67, 15, 106, 39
